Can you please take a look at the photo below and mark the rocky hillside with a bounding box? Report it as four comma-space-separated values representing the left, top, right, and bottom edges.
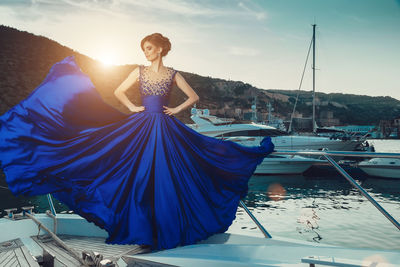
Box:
0, 25, 304, 124
270, 89, 400, 125
1, 25, 400, 125
0, 26, 137, 114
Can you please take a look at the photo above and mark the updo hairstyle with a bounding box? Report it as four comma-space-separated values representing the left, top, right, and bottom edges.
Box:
141, 33, 171, 57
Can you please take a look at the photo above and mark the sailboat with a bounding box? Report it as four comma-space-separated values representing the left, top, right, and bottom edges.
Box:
188, 24, 367, 162
288, 25, 367, 142
288, 24, 319, 134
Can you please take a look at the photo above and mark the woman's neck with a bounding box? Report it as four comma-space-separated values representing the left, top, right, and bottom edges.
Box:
149, 58, 165, 73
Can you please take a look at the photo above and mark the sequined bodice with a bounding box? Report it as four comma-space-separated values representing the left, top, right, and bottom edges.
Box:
139, 65, 177, 113
139, 65, 177, 97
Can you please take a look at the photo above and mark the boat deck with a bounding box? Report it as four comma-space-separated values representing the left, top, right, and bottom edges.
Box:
1, 213, 399, 266
31, 234, 169, 267
0, 239, 40, 267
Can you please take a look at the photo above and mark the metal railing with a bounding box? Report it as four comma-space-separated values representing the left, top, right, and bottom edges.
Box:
239, 200, 272, 238
47, 194, 57, 216
239, 150, 400, 238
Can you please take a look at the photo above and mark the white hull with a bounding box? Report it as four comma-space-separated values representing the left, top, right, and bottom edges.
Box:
262, 136, 359, 151
208, 133, 360, 152
360, 167, 400, 179
254, 156, 324, 175
358, 158, 400, 179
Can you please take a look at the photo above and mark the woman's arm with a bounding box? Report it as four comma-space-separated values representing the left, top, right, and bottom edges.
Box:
163, 72, 199, 116
114, 67, 145, 113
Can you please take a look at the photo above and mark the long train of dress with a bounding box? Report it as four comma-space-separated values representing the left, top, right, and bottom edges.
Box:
0, 56, 274, 250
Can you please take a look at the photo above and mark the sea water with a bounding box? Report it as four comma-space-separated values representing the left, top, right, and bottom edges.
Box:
1, 139, 399, 250
229, 139, 400, 250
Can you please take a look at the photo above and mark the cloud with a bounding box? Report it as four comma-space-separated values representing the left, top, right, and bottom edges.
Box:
228, 46, 259, 56
0, 0, 30, 5
1, 0, 269, 22
0, 0, 83, 23
38, 0, 225, 19
119, 0, 219, 17
238, 1, 267, 21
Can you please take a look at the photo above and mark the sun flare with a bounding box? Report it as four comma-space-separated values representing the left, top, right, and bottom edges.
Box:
98, 51, 117, 66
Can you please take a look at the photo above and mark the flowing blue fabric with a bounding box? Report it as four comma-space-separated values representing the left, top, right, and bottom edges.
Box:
0, 56, 274, 250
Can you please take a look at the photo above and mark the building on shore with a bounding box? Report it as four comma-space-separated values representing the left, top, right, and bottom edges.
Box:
317, 111, 340, 127
334, 125, 380, 138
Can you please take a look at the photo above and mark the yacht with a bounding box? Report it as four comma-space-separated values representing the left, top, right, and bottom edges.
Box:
222, 135, 325, 175
187, 108, 365, 152
253, 154, 325, 175
358, 158, 400, 179
186, 108, 368, 175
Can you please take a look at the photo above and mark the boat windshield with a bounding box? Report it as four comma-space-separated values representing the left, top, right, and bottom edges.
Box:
216, 129, 288, 137
199, 117, 249, 126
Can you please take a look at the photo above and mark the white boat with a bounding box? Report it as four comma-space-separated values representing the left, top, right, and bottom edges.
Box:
223, 136, 325, 175
358, 158, 400, 179
254, 154, 325, 175
187, 109, 369, 175
187, 108, 364, 152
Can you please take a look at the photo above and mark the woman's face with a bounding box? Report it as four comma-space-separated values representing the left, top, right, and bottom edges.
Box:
143, 41, 161, 62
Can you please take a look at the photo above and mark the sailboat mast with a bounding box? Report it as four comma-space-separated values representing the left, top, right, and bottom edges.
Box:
312, 24, 316, 133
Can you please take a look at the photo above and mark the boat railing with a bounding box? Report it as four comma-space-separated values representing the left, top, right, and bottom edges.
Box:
47, 194, 57, 216
239, 150, 400, 239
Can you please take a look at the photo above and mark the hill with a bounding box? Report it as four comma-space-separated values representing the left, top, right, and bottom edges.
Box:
1, 25, 400, 125
270, 89, 400, 125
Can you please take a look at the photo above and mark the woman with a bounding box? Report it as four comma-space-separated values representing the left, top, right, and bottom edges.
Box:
0, 33, 274, 250
114, 33, 199, 116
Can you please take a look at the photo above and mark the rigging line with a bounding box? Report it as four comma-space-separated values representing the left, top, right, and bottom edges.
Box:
0, 185, 9, 190
288, 36, 314, 133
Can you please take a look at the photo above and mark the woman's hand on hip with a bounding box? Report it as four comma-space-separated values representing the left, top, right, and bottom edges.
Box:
129, 106, 145, 113
163, 106, 182, 116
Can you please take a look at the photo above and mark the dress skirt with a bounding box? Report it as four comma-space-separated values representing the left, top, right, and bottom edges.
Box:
0, 56, 274, 250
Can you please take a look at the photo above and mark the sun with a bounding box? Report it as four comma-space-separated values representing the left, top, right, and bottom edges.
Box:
98, 51, 117, 66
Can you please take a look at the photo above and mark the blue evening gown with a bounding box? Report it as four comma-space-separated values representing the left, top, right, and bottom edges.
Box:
0, 56, 274, 250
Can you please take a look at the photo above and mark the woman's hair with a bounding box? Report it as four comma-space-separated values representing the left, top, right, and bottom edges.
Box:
141, 33, 171, 57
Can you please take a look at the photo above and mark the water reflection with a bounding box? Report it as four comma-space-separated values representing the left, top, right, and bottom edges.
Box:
241, 175, 400, 250
296, 200, 322, 242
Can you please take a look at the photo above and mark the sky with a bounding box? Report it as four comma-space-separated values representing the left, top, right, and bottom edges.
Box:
1, 0, 400, 100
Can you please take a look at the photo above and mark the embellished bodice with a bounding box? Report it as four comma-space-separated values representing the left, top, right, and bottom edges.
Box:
139, 65, 177, 113
139, 65, 177, 97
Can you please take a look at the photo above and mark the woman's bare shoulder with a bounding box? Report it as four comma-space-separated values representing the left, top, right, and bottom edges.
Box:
174, 71, 185, 80
127, 65, 141, 80
132, 65, 142, 73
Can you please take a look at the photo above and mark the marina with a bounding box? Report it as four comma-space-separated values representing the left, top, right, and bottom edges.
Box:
187, 108, 366, 153
187, 108, 371, 175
